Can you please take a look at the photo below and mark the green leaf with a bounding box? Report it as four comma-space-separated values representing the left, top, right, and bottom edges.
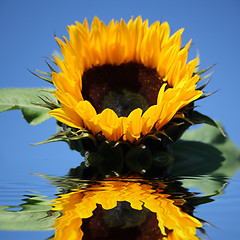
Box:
171, 140, 224, 176
0, 88, 57, 125
180, 123, 240, 177
171, 124, 240, 196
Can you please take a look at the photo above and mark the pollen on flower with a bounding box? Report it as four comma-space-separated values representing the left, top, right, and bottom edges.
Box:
81, 62, 170, 116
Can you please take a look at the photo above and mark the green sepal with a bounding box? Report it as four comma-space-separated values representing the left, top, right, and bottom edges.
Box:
32, 131, 71, 145
195, 64, 215, 82
190, 111, 226, 136
34, 129, 98, 153
152, 150, 175, 168
28, 69, 53, 84
94, 141, 125, 176
85, 152, 104, 167
125, 145, 152, 173
67, 130, 98, 156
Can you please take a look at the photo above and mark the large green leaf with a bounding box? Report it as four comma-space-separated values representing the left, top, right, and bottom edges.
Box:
171, 124, 240, 196
0, 88, 56, 125
179, 124, 240, 177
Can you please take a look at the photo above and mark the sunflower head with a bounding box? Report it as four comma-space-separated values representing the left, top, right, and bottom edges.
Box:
39, 16, 213, 176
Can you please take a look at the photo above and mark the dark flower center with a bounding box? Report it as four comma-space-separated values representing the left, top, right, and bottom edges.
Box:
82, 62, 170, 117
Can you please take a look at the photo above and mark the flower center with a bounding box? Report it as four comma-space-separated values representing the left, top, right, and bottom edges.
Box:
82, 62, 169, 117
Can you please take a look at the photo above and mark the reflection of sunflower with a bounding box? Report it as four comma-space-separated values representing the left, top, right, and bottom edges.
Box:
49, 16, 202, 144
52, 179, 202, 239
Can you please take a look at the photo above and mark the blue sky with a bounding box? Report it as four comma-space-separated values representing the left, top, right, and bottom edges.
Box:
0, 0, 240, 176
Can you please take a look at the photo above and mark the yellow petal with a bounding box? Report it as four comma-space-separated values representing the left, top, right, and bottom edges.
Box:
97, 109, 122, 141
75, 100, 97, 120
126, 108, 143, 142
54, 90, 82, 108
49, 108, 83, 129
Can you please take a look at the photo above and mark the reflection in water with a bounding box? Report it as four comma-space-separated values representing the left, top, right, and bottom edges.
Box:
50, 177, 206, 240
0, 173, 234, 239
0, 193, 58, 231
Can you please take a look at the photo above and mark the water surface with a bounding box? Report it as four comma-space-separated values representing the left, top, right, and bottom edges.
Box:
0, 171, 239, 239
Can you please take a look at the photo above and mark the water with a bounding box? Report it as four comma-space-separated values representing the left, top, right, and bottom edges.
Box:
0, 171, 239, 240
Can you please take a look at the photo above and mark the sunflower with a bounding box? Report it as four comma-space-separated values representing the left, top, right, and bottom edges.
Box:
49, 16, 202, 144
52, 178, 203, 240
